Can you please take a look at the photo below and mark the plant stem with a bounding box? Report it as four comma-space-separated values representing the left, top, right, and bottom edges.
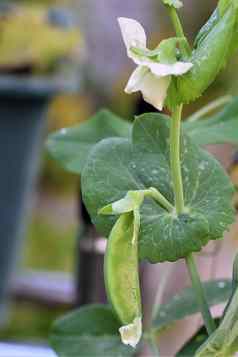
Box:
170, 105, 184, 214
168, 7, 185, 37
170, 106, 215, 335
146, 187, 174, 213
167, 6, 190, 57
186, 253, 216, 335
187, 95, 232, 122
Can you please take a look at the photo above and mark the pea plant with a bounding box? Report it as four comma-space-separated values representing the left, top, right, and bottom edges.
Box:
47, 0, 238, 355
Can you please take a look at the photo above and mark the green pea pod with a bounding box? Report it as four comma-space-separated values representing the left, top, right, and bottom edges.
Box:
195, 0, 238, 55
194, 0, 230, 48
166, 4, 236, 108
229, 14, 238, 57
194, 8, 219, 48
104, 212, 142, 348
219, 0, 232, 14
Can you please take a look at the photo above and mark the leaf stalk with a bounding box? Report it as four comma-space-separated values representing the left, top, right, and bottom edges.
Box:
185, 254, 216, 335
166, 6, 190, 57
170, 104, 184, 214
170, 105, 216, 335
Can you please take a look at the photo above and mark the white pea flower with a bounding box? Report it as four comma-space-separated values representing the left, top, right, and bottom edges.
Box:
118, 17, 193, 110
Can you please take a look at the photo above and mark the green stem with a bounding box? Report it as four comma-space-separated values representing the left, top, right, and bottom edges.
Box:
146, 187, 174, 213
187, 95, 232, 122
168, 7, 185, 37
170, 105, 184, 214
167, 6, 190, 57
170, 106, 215, 335
186, 253, 216, 335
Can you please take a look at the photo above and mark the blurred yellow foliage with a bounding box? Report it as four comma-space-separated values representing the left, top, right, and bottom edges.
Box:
48, 94, 93, 131
42, 94, 93, 194
0, 5, 81, 73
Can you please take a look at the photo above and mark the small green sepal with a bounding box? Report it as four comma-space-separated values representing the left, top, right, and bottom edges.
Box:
99, 191, 145, 215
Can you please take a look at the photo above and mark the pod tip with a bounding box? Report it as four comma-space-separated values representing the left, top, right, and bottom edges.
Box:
119, 316, 142, 348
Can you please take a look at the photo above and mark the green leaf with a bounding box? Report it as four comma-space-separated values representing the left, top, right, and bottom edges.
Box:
50, 304, 135, 357
162, 0, 183, 9
46, 109, 131, 174
166, 5, 236, 108
184, 97, 238, 146
82, 113, 235, 263
196, 287, 238, 356
152, 279, 232, 332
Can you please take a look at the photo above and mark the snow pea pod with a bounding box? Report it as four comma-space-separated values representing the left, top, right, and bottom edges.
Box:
194, 8, 219, 48
166, 4, 236, 108
104, 212, 142, 348
195, 0, 238, 55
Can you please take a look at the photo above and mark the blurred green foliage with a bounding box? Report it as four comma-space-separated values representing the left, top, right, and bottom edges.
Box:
0, 214, 76, 341
0, 302, 68, 341
41, 94, 94, 194
41, 153, 79, 195
24, 215, 76, 272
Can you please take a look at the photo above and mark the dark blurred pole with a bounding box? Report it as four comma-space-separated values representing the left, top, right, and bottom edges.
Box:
0, 72, 78, 321
76, 189, 107, 306
0, 94, 48, 318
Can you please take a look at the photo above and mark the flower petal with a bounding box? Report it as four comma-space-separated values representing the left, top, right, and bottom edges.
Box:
125, 66, 148, 93
119, 316, 142, 348
118, 17, 147, 60
126, 68, 171, 110
139, 72, 171, 110
145, 61, 193, 77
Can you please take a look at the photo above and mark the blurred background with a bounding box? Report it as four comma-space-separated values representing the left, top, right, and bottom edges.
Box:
0, 0, 237, 356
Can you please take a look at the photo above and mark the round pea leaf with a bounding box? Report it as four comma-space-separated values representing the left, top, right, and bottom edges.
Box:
46, 109, 131, 174
50, 305, 135, 357
82, 113, 234, 263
